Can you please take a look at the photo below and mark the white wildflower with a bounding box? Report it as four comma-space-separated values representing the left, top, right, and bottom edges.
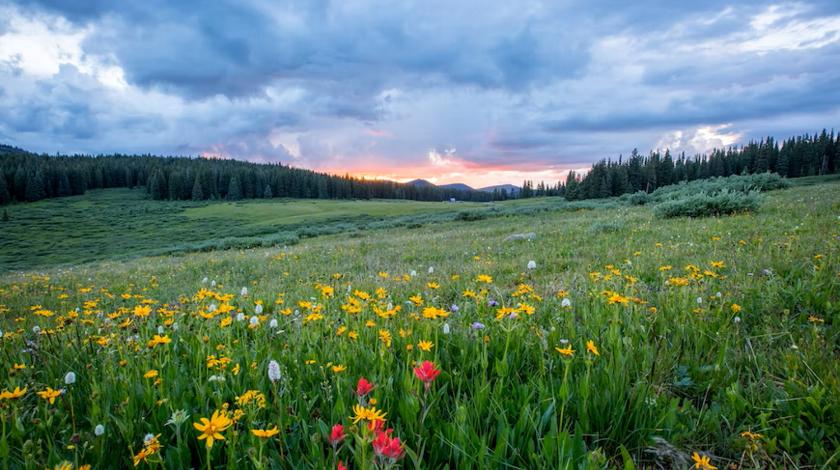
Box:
561, 298, 572, 308
241, 287, 249, 296
255, 304, 264, 314
64, 371, 76, 385
442, 323, 450, 335
527, 260, 537, 270
94, 424, 105, 436
268, 360, 282, 382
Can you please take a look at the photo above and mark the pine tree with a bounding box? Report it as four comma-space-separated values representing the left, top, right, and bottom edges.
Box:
57, 171, 72, 197
2, 209, 8, 222
263, 184, 273, 199
227, 176, 242, 200
0, 173, 10, 205
25, 170, 46, 202
191, 175, 204, 201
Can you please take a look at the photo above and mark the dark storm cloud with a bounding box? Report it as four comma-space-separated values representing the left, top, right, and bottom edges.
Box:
2, 0, 840, 178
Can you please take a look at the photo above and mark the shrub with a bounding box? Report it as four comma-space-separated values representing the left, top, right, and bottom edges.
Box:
588, 220, 625, 234
651, 173, 788, 202
654, 190, 760, 218
627, 191, 651, 206
455, 210, 487, 221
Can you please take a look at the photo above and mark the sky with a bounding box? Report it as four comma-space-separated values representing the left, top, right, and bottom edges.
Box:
1, 1, 839, 187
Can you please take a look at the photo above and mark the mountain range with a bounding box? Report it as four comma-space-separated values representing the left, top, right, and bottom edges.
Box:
405, 179, 521, 194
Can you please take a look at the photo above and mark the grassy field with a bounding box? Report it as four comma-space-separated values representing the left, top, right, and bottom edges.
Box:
0, 180, 838, 468
0, 189, 531, 272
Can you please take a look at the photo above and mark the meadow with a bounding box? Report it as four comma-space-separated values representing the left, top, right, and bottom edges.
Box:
0, 188, 602, 272
0, 179, 838, 469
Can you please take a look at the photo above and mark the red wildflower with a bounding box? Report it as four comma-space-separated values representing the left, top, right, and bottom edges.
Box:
337, 461, 347, 470
367, 418, 384, 433
329, 424, 345, 446
372, 428, 405, 461
356, 377, 374, 397
413, 360, 441, 389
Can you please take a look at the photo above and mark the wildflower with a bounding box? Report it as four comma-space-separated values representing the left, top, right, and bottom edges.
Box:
54, 462, 72, 470
237, 390, 267, 408
249, 316, 259, 327
740, 431, 763, 440
329, 424, 346, 446
268, 360, 281, 382
413, 361, 441, 389
95, 424, 105, 436
241, 287, 249, 296
731, 304, 742, 313
144, 370, 158, 379
428, 266, 434, 274
356, 377, 374, 397
251, 426, 280, 438
269, 318, 278, 329
236, 312, 246, 322
338, 461, 347, 470
147, 334, 171, 348
372, 428, 405, 461
418, 340, 434, 352
560, 298, 572, 308
350, 404, 387, 426
426, 282, 440, 290
64, 371, 77, 385
555, 345, 574, 357
442, 323, 450, 335
132, 434, 162, 466
194, 410, 232, 449
133, 305, 152, 318
586, 340, 600, 356
37, 387, 62, 404
0, 386, 27, 400
166, 409, 190, 428
527, 260, 537, 270
255, 303, 264, 314
421, 306, 448, 319
475, 274, 493, 283
691, 452, 717, 470
379, 329, 392, 347
471, 322, 485, 330
332, 365, 346, 373
450, 304, 459, 313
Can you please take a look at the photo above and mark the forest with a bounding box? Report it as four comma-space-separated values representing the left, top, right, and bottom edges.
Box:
521, 129, 839, 199
1, 129, 837, 205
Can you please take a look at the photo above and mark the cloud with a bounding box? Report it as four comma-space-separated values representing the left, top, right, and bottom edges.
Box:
1, 1, 839, 186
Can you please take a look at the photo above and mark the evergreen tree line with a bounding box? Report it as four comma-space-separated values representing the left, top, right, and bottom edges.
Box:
1, 128, 836, 206
518, 129, 839, 200
0, 147, 494, 205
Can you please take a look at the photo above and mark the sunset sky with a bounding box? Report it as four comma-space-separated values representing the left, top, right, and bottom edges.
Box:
1, 1, 839, 187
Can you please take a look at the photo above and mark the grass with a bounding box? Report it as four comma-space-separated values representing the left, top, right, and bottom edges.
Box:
0, 189, 576, 272
0, 180, 838, 469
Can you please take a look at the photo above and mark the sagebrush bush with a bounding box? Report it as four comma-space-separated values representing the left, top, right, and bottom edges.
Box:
654, 189, 760, 218
627, 191, 651, 205
651, 173, 788, 202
